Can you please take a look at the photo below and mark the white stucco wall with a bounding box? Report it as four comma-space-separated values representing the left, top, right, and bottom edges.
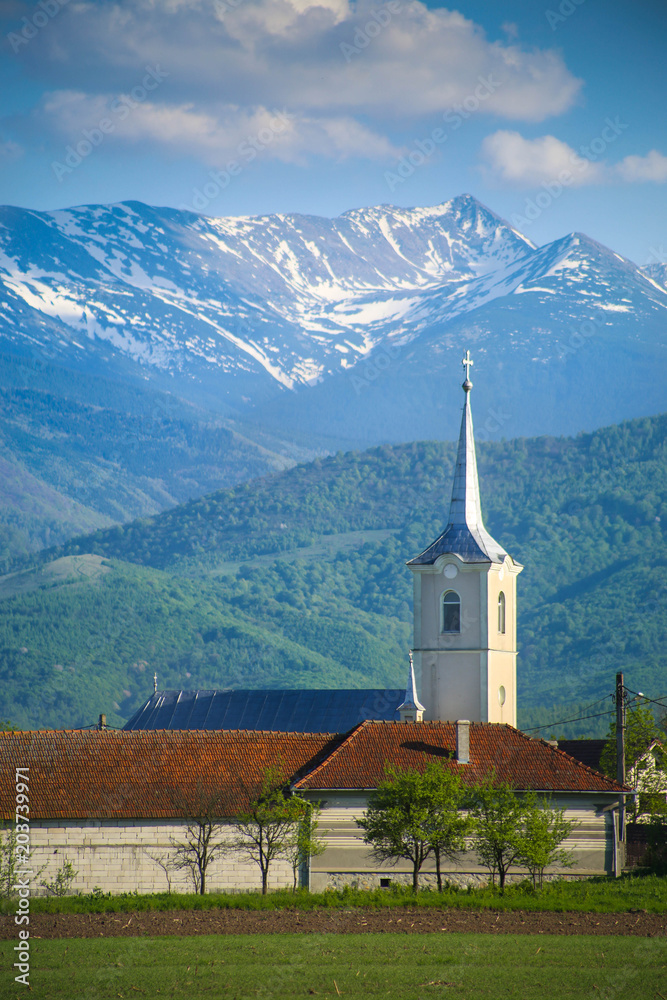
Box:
304, 791, 618, 891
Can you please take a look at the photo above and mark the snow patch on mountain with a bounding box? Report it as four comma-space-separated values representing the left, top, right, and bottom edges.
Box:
1, 195, 666, 408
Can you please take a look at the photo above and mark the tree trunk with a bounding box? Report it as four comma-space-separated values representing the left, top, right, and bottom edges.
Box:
435, 846, 442, 892
200, 869, 206, 895
262, 867, 268, 895
412, 862, 419, 893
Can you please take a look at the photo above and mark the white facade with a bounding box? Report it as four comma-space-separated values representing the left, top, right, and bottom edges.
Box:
21, 792, 619, 898
412, 552, 522, 725
303, 791, 618, 889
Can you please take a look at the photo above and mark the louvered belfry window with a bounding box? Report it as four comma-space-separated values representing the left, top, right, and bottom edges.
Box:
442, 591, 460, 633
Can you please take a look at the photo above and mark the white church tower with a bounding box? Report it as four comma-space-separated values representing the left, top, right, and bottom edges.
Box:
408, 352, 523, 726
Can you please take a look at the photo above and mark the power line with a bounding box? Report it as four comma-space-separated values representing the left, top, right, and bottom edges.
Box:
624, 688, 667, 711
526, 686, 667, 736
524, 707, 615, 734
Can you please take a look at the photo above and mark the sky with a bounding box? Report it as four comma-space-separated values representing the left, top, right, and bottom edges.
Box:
0, 0, 665, 264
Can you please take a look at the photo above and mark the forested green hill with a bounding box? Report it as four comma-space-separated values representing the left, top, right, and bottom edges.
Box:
0, 356, 298, 567
1, 413, 665, 735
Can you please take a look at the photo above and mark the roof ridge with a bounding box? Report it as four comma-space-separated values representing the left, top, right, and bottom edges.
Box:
292, 721, 369, 788
0, 728, 338, 740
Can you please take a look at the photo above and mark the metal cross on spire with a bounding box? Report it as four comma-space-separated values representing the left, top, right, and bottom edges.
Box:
462, 350, 473, 389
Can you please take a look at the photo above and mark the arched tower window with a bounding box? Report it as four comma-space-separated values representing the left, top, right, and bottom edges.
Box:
441, 591, 460, 633
498, 591, 506, 634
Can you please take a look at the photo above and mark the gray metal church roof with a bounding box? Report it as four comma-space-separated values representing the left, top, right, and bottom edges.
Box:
123, 688, 404, 733
408, 354, 509, 567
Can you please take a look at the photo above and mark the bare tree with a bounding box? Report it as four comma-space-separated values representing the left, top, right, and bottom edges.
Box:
232, 765, 305, 895
168, 783, 231, 895
144, 850, 181, 894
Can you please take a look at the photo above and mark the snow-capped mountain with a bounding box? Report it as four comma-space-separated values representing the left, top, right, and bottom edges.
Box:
1, 194, 666, 444
642, 262, 667, 290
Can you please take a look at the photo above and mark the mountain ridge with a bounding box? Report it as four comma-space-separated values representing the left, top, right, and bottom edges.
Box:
1, 192, 666, 563
2, 193, 665, 443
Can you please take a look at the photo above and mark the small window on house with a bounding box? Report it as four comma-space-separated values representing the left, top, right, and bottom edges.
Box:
380, 878, 391, 888
442, 591, 461, 633
498, 591, 506, 634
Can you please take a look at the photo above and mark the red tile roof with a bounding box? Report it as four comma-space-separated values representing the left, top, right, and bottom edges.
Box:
0, 722, 623, 821
0, 729, 338, 820
293, 721, 625, 793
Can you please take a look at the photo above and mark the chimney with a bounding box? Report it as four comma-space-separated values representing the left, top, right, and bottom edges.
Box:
456, 720, 470, 764
98, 713, 106, 731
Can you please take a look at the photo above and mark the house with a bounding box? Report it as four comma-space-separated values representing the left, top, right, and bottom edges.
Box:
559, 738, 667, 817
0, 728, 336, 895
628, 739, 667, 815
0, 721, 625, 895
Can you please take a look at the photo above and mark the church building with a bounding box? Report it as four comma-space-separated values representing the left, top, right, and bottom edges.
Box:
125, 351, 521, 733
0, 353, 628, 893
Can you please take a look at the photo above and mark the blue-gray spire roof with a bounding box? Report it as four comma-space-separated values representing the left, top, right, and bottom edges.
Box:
408, 353, 508, 566
397, 652, 425, 714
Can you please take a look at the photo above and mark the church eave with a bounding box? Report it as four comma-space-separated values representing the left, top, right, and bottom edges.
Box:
407, 526, 504, 567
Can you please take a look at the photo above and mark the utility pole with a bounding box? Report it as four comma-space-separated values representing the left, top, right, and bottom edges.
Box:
615, 672, 626, 863
616, 672, 626, 787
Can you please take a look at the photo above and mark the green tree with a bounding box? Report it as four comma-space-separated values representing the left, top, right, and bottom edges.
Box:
357, 763, 469, 892
469, 779, 529, 892
600, 700, 666, 820
516, 793, 577, 888
283, 799, 326, 892
39, 858, 78, 897
232, 765, 305, 894
0, 823, 45, 898
0, 826, 19, 900
423, 767, 473, 891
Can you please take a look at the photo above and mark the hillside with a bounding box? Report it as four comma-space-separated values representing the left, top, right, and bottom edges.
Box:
1, 412, 665, 735
0, 355, 301, 568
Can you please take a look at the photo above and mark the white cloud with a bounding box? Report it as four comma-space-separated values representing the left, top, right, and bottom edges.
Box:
13, 0, 582, 171
37, 90, 401, 165
481, 130, 667, 189
615, 150, 667, 183
480, 130, 603, 187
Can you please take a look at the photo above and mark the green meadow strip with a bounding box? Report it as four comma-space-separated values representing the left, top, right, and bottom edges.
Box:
5, 874, 666, 916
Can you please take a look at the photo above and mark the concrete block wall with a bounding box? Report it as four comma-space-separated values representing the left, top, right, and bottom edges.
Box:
29, 819, 293, 896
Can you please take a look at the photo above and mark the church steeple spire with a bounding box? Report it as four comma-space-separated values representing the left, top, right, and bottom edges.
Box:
408, 351, 507, 566
397, 651, 425, 722
407, 351, 522, 726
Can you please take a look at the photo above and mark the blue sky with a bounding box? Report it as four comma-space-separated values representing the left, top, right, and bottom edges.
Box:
0, 0, 665, 263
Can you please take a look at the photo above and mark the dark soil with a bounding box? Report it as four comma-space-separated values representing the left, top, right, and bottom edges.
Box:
1, 909, 665, 939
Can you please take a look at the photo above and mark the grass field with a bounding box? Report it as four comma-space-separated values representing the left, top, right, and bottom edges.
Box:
15, 875, 667, 916
1, 933, 665, 1000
